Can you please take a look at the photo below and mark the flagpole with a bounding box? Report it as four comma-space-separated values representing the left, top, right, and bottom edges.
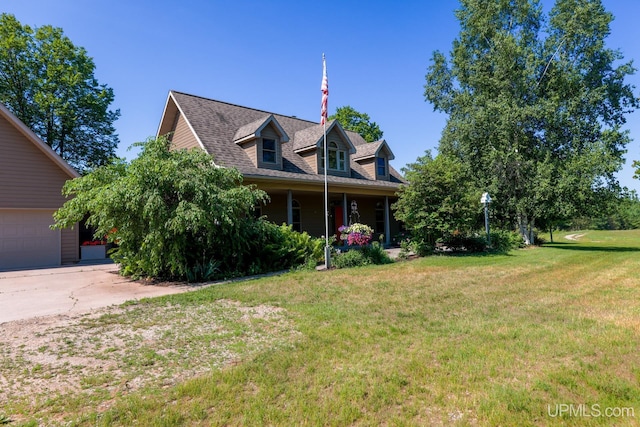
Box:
324, 117, 330, 269
321, 54, 331, 269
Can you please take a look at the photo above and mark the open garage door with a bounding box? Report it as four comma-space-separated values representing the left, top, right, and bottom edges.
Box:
0, 210, 60, 270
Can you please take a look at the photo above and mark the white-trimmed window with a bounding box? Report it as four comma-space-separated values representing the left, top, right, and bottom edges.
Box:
321, 141, 347, 171
262, 138, 277, 163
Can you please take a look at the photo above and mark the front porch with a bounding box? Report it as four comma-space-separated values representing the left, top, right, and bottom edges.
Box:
255, 188, 401, 246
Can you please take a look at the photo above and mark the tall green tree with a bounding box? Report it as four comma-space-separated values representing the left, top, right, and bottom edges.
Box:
0, 13, 119, 171
329, 105, 383, 142
424, 0, 637, 243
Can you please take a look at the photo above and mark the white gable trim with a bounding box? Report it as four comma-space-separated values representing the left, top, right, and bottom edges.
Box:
158, 91, 210, 157
316, 121, 356, 154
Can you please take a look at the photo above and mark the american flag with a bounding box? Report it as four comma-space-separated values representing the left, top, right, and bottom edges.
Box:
320, 54, 328, 125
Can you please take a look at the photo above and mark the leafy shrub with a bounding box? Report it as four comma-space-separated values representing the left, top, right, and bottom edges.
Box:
403, 229, 529, 257
361, 242, 393, 265
489, 230, 525, 253
392, 230, 411, 247
440, 233, 486, 253
534, 234, 546, 245
225, 221, 326, 277
293, 256, 320, 271
393, 152, 480, 251
185, 259, 221, 283
333, 249, 370, 269
397, 239, 412, 259
462, 236, 487, 252
333, 242, 393, 269
53, 136, 324, 282
407, 238, 435, 257
275, 224, 325, 268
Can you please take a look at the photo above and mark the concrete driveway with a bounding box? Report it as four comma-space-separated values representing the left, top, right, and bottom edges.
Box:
0, 262, 191, 324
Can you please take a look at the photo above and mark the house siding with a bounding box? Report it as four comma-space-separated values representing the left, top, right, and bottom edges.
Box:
0, 114, 71, 209
260, 193, 325, 236
358, 158, 376, 179
261, 193, 288, 225
294, 194, 325, 236
241, 140, 258, 167
61, 225, 79, 264
171, 113, 199, 150
352, 198, 378, 227
299, 151, 318, 173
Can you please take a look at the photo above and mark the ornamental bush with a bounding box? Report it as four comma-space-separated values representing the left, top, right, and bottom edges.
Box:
332, 249, 370, 269
333, 242, 393, 269
393, 152, 481, 251
489, 229, 526, 253
53, 136, 320, 281
361, 242, 393, 265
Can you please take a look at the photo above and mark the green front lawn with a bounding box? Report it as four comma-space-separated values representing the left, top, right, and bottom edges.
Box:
4, 230, 640, 426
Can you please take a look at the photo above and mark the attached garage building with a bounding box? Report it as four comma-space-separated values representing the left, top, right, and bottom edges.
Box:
0, 103, 80, 270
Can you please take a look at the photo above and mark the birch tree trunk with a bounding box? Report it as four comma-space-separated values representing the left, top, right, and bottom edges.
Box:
517, 214, 534, 245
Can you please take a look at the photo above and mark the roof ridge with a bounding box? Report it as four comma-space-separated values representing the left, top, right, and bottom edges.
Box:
170, 90, 318, 125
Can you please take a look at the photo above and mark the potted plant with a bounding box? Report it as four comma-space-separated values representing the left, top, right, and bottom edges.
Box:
80, 238, 107, 260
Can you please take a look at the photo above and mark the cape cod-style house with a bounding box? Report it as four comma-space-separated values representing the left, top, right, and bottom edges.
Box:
157, 91, 404, 244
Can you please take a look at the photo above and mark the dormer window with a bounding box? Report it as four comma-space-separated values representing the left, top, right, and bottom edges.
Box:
330, 142, 347, 171
377, 157, 387, 177
233, 115, 289, 170
321, 141, 347, 171
262, 138, 277, 163
353, 139, 394, 181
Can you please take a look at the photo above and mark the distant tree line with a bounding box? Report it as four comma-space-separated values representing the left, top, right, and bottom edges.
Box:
559, 190, 640, 231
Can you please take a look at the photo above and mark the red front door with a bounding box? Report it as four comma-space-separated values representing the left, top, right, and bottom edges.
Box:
335, 206, 344, 237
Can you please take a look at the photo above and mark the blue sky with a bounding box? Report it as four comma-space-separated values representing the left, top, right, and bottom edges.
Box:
4, 0, 640, 191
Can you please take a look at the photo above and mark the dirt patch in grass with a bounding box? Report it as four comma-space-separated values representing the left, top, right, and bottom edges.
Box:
0, 298, 300, 418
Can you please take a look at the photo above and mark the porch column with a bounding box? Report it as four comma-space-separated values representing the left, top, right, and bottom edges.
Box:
342, 193, 348, 227
342, 193, 348, 247
287, 190, 293, 226
384, 196, 391, 246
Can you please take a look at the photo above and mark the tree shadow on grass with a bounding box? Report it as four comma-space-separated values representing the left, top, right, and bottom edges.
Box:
543, 243, 640, 253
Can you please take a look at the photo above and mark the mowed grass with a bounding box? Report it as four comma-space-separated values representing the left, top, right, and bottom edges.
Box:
9, 230, 640, 426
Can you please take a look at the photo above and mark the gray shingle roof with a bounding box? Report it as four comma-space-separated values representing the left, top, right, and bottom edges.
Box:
168, 91, 405, 189
233, 114, 290, 144
233, 115, 271, 142
292, 122, 326, 152
353, 139, 395, 161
